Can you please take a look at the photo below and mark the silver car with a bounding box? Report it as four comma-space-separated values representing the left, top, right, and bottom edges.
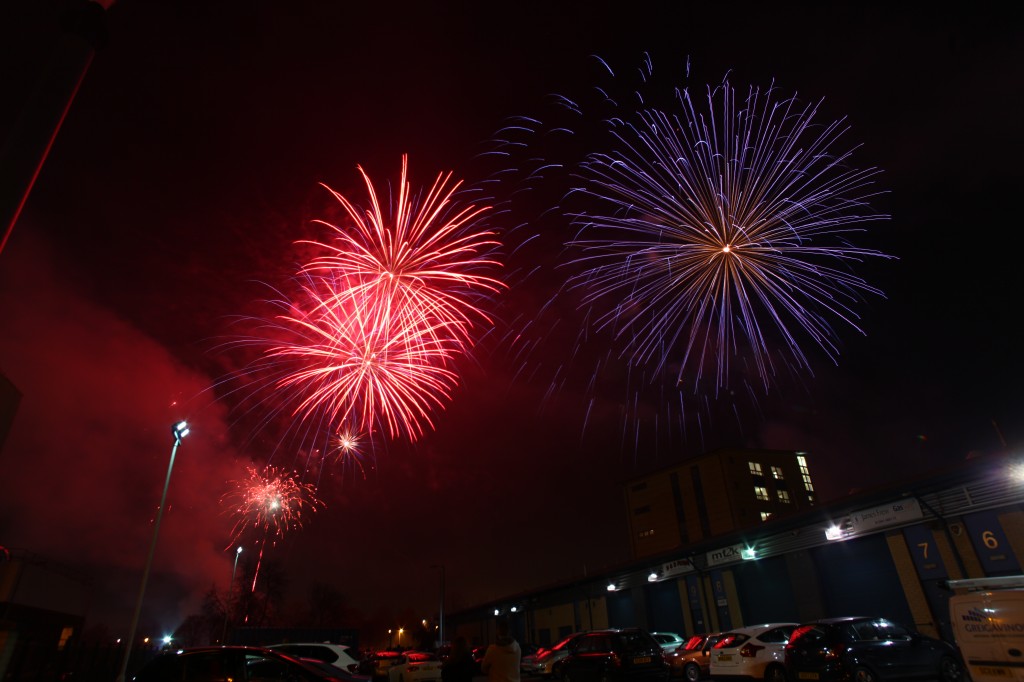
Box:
525, 633, 584, 678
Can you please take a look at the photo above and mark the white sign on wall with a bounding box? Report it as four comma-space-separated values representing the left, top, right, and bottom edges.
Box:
706, 544, 747, 567
826, 497, 923, 540
661, 558, 695, 578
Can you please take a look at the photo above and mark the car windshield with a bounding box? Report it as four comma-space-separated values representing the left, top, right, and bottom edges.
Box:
552, 635, 577, 651
715, 633, 748, 648
683, 636, 706, 651
619, 630, 659, 653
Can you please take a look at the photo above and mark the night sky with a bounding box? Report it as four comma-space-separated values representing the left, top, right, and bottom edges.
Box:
1, 1, 1022, 643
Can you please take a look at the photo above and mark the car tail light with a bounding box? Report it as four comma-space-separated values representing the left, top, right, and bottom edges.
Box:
739, 643, 764, 657
609, 652, 622, 668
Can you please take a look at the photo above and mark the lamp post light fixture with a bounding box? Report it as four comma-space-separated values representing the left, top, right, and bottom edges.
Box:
221, 546, 243, 644
115, 421, 189, 682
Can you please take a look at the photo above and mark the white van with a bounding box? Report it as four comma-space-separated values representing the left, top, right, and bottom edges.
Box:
948, 576, 1024, 682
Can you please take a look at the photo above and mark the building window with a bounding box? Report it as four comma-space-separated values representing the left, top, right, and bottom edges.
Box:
754, 486, 770, 501
638, 529, 655, 539
777, 489, 791, 503
771, 465, 784, 480
634, 505, 651, 515
749, 462, 763, 476
797, 455, 814, 492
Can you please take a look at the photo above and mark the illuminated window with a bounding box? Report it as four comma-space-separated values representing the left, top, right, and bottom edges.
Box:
58, 627, 73, 650
638, 529, 656, 539
754, 486, 770, 501
771, 466, 784, 480
760, 511, 771, 521
749, 462, 763, 476
777, 490, 791, 503
797, 455, 814, 492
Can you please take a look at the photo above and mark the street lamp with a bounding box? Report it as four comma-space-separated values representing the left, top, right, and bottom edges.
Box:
115, 421, 189, 682
221, 546, 243, 644
431, 564, 445, 647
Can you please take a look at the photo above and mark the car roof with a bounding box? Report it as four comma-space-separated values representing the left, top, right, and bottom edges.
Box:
167, 646, 280, 653
803, 616, 874, 626
267, 642, 351, 648
721, 623, 799, 635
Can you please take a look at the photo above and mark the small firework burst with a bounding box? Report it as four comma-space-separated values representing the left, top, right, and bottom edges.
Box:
223, 465, 324, 546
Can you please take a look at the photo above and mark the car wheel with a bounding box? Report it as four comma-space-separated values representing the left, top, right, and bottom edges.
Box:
852, 667, 876, 682
939, 656, 964, 682
764, 664, 787, 682
683, 663, 701, 682
553, 664, 564, 680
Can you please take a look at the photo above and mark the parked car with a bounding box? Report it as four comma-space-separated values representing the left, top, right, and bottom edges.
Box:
131, 645, 352, 681
560, 628, 670, 682
784, 616, 964, 682
652, 632, 687, 653
668, 633, 724, 681
472, 645, 489, 675
522, 643, 545, 676
301, 658, 375, 682
523, 633, 585, 678
361, 650, 404, 680
388, 651, 443, 682
710, 623, 798, 682
266, 642, 363, 673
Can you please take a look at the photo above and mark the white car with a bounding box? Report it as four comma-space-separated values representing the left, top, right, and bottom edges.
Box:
709, 623, 798, 682
652, 631, 686, 652
388, 651, 442, 682
266, 642, 363, 673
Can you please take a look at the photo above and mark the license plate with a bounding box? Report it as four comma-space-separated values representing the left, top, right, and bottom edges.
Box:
717, 655, 732, 662
798, 673, 819, 680
634, 657, 652, 664
978, 667, 1013, 678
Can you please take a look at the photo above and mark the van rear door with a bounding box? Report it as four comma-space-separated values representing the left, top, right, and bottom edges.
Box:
950, 588, 1024, 682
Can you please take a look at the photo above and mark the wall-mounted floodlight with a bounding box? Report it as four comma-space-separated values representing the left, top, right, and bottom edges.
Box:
741, 547, 758, 560
648, 572, 658, 582
606, 583, 617, 592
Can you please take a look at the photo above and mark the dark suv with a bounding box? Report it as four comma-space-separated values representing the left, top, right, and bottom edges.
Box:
784, 616, 964, 682
561, 628, 670, 682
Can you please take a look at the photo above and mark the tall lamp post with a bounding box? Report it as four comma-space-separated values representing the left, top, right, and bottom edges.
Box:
221, 546, 243, 644
431, 564, 445, 648
115, 421, 189, 682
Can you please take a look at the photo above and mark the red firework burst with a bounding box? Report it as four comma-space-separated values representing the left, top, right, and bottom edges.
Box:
303, 154, 504, 352
224, 155, 504, 450
223, 465, 323, 546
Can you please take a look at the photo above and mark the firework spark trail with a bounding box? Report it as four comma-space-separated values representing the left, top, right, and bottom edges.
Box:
565, 74, 894, 397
